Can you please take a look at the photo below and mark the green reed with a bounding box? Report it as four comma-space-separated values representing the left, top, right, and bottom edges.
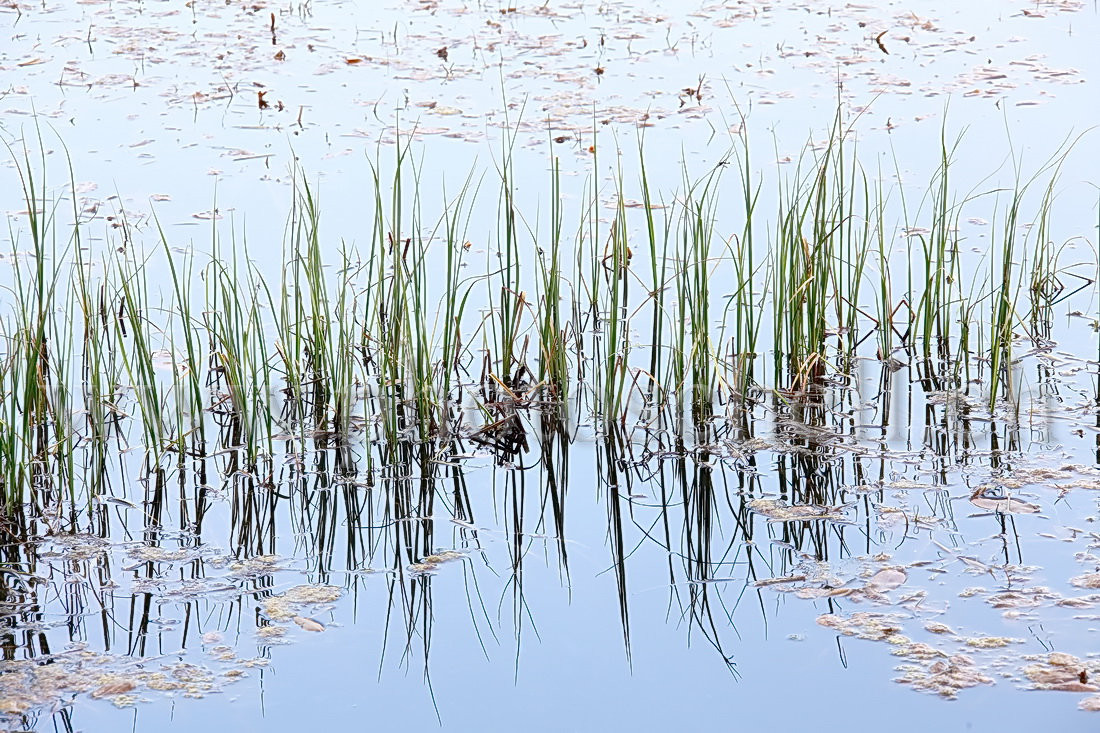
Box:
600, 168, 632, 425
0, 113, 1095, 504
536, 154, 569, 400
2, 132, 75, 508
637, 133, 674, 417
492, 125, 526, 393
720, 121, 763, 401
675, 158, 722, 420
771, 115, 854, 394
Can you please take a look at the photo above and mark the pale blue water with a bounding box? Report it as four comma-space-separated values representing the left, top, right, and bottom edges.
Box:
3, 0, 1100, 730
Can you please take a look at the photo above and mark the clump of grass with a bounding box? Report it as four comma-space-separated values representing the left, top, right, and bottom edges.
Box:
0, 110, 1095, 508
536, 151, 569, 403
718, 119, 764, 405
770, 109, 859, 396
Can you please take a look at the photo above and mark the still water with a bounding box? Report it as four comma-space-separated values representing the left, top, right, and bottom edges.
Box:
2, 1, 1100, 731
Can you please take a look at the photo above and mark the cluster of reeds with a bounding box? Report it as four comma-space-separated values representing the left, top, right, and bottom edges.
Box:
0, 115, 1094, 508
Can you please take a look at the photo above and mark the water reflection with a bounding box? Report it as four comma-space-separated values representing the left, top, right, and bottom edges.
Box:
4, 349, 1100, 729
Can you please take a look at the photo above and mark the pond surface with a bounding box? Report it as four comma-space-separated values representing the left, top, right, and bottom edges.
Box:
2, 1, 1100, 731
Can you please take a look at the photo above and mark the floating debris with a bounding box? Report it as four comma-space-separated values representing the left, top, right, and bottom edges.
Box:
408, 550, 466, 574
293, 616, 326, 633
126, 544, 205, 564
897, 655, 995, 698
224, 554, 285, 578
257, 626, 289, 640
1070, 573, 1100, 589
797, 585, 863, 599
867, 567, 909, 593
1023, 653, 1098, 692
749, 499, 851, 523
264, 585, 343, 621
755, 574, 808, 588
891, 641, 948, 661
963, 636, 1020, 649
969, 487, 1040, 514
90, 679, 136, 699
39, 533, 110, 561
1057, 594, 1100, 608
817, 612, 907, 641
987, 587, 1060, 609
0, 649, 254, 716
924, 621, 956, 635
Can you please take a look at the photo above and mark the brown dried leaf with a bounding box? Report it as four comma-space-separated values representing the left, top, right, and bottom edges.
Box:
91, 680, 136, 698
754, 574, 807, 588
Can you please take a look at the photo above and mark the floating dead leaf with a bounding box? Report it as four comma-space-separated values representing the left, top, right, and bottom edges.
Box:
987, 587, 1059, 609
91, 679, 136, 698
874, 30, 889, 55
969, 488, 1039, 514
964, 636, 1018, 649
899, 654, 994, 698
754, 574, 807, 588
264, 584, 343, 620
1024, 653, 1096, 691
428, 105, 463, 116
816, 612, 906, 641
924, 621, 955, 635
292, 615, 325, 632
797, 586, 860, 599
748, 499, 849, 522
867, 567, 907, 592
1058, 594, 1100, 608
892, 642, 947, 661
1050, 652, 1083, 667
257, 625, 287, 639
1071, 573, 1100, 589
408, 550, 466, 574
957, 556, 994, 574
99, 495, 138, 509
